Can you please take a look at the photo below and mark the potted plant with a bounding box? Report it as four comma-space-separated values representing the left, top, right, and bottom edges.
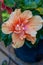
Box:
1, 0, 43, 63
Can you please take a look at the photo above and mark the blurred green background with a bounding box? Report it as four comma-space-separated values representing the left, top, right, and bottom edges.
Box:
2, 0, 43, 22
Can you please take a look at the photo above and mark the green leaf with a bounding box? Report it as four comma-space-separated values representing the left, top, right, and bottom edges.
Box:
32, 10, 40, 15
25, 39, 33, 48
0, 23, 2, 41
1, 33, 12, 47
4, 0, 15, 7
35, 0, 40, 4
33, 29, 43, 47
2, 11, 10, 22
36, 7, 43, 15
24, 0, 38, 9
36, 28, 43, 39
39, 29, 43, 39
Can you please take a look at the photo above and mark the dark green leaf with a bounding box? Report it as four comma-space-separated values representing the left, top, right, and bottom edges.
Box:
25, 39, 33, 48
1, 33, 12, 47
4, 0, 15, 7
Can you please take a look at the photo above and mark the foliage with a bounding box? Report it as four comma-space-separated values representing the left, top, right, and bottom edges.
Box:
0, 0, 43, 47
2, 11, 10, 22
4, 0, 15, 7
1, 33, 12, 46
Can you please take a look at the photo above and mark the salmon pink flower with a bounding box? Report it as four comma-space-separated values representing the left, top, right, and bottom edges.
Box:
2, 9, 43, 48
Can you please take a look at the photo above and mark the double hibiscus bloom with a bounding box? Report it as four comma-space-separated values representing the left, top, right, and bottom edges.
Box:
2, 9, 43, 48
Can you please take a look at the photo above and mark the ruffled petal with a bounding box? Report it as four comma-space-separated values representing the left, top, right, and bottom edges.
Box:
25, 27, 37, 37
26, 34, 36, 44
8, 9, 21, 24
20, 10, 32, 21
19, 31, 26, 40
25, 15, 42, 37
2, 9, 21, 34
25, 23, 37, 37
28, 16, 42, 31
2, 21, 13, 34
12, 33, 25, 48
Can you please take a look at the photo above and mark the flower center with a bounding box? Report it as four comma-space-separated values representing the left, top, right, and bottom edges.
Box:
14, 24, 25, 33
15, 24, 21, 31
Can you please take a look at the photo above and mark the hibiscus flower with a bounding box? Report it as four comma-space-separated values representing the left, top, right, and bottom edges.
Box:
2, 9, 43, 48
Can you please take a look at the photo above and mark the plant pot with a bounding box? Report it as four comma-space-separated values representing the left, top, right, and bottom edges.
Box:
14, 39, 43, 63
